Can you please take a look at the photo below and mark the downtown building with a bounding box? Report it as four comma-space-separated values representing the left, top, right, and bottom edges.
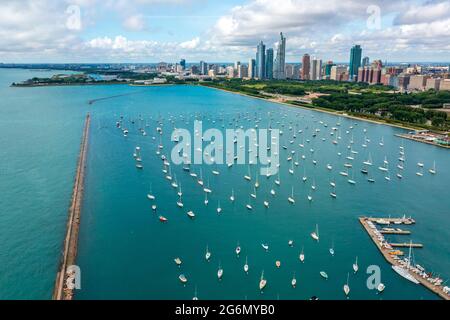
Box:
357, 60, 383, 84
248, 59, 256, 79
256, 41, 266, 79
301, 54, 311, 80
265, 48, 274, 79
310, 58, 322, 80
273, 33, 287, 80
349, 45, 362, 81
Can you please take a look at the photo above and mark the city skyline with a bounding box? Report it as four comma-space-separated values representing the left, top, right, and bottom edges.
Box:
1, 0, 450, 63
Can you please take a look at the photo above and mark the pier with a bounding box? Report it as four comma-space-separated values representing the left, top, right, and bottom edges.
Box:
390, 243, 424, 248
380, 230, 411, 235
359, 217, 449, 300
53, 113, 91, 300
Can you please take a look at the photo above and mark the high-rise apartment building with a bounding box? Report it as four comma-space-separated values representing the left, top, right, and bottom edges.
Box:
265, 48, 274, 79
301, 54, 311, 80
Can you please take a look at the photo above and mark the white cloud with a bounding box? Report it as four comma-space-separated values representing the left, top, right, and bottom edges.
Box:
179, 37, 200, 49
0, 0, 449, 62
122, 14, 147, 31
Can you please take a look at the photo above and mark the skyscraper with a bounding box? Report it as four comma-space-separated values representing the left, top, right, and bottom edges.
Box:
325, 61, 335, 79
349, 45, 362, 81
180, 59, 186, 70
256, 41, 266, 79
248, 59, 256, 79
301, 54, 311, 80
265, 48, 274, 79
200, 61, 208, 75
362, 56, 370, 67
310, 58, 322, 80
273, 32, 286, 80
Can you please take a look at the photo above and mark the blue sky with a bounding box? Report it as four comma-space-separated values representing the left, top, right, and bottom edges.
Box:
0, 0, 449, 63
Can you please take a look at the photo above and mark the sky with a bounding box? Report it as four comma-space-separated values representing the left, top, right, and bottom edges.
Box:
0, 0, 449, 63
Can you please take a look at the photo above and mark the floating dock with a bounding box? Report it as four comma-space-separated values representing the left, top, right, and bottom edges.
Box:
53, 113, 91, 300
390, 243, 424, 248
359, 217, 449, 300
380, 230, 411, 235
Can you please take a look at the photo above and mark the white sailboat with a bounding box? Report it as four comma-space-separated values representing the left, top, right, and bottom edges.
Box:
244, 257, 249, 274
299, 247, 305, 263
230, 189, 235, 202
353, 256, 359, 273
288, 187, 295, 204
146, 183, 156, 200
291, 272, 297, 288
217, 262, 224, 281
311, 224, 319, 242
343, 273, 350, 297
391, 240, 419, 284
217, 201, 222, 214
429, 161, 436, 174
205, 245, 211, 261
259, 271, 267, 292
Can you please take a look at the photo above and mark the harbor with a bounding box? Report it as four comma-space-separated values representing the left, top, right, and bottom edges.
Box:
53, 113, 91, 300
359, 217, 449, 300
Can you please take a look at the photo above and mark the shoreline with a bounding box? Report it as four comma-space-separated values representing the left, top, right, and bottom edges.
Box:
53, 113, 90, 300
200, 85, 425, 133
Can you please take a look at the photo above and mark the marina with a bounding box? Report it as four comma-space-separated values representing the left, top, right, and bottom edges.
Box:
359, 217, 449, 300
1, 70, 448, 299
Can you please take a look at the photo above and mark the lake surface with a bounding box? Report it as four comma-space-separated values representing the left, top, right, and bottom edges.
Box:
0, 68, 448, 300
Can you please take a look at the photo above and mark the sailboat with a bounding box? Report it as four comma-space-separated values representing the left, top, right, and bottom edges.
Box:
187, 211, 195, 219
353, 257, 359, 273
244, 166, 251, 181
363, 153, 373, 166
192, 286, 198, 300
246, 196, 253, 210
347, 171, 356, 185
244, 257, 249, 274
204, 193, 209, 206
255, 175, 260, 189
291, 272, 297, 288
147, 183, 156, 200
429, 161, 436, 174
259, 271, 267, 292
235, 242, 241, 256
392, 240, 420, 284
217, 263, 224, 281
299, 247, 305, 263
320, 271, 329, 280
302, 168, 307, 182
230, 189, 235, 202
311, 225, 319, 242
329, 241, 335, 256
198, 168, 204, 186
343, 273, 350, 297
179, 274, 188, 284
217, 201, 222, 214
177, 195, 184, 208
275, 172, 281, 186
288, 187, 295, 204
205, 245, 211, 261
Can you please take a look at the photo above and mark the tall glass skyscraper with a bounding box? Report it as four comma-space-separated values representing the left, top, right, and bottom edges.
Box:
349, 45, 362, 81
265, 48, 274, 79
256, 41, 266, 79
273, 32, 286, 80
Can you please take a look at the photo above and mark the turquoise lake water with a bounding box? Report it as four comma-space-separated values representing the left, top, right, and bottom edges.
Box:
0, 68, 449, 300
